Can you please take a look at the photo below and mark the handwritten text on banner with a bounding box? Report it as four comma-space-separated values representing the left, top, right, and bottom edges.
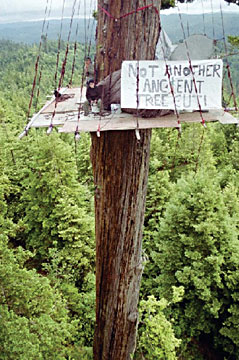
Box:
121, 60, 223, 110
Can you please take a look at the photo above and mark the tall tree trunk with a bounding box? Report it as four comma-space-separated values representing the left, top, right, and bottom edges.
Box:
91, 1, 161, 359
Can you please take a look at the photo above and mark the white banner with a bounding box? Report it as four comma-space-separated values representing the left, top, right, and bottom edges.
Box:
121, 59, 223, 110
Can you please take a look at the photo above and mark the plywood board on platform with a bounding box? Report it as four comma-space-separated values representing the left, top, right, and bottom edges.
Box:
41, 87, 86, 114
31, 111, 80, 128
217, 111, 239, 125
58, 116, 179, 133
58, 109, 237, 133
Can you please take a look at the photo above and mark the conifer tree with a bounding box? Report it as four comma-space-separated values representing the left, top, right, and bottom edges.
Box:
155, 169, 239, 358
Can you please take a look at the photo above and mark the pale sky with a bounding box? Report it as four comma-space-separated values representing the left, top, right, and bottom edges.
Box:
1, 0, 97, 15
1, 0, 69, 13
1, 0, 239, 21
0, 0, 97, 24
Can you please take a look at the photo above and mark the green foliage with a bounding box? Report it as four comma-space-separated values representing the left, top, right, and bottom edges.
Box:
161, 0, 176, 9
154, 170, 239, 358
0, 39, 96, 356
228, 35, 239, 47
136, 288, 184, 360
10, 133, 95, 265
0, 174, 12, 241
0, 240, 76, 360
140, 122, 239, 358
74, 132, 94, 186
1, 35, 239, 359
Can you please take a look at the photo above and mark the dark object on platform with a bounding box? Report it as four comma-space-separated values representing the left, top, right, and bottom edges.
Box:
54, 90, 74, 102
54, 90, 62, 98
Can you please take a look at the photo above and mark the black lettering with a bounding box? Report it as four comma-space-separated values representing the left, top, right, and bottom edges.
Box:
160, 79, 168, 93
174, 65, 182, 76
138, 94, 146, 107
154, 94, 161, 106
192, 95, 201, 108
161, 94, 168, 106
140, 68, 147, 78
143, 79, 151, 92
165, 65, 172, 76
129, 64, 137, 77
206, 65, 213, 77
196, 80, 204, 93
175, 95, 181, 106
184, 80, 193, 94
146, 95, 154, 106
152, 80, 160, 92
183, 67, 191, 76
198, 65, 206, 76
149, 65, 159, 77
183, 95, 191, 108
177, 80, 183, 93
192, 65, 198, 74
213, 64, 221, 78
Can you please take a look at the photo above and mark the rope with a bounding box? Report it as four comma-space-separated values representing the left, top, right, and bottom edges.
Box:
94, 2, 160, 139
186, 2, 190, 37
177, 6, 206, 127
94, 1, 118, 138
157, 31, 182, 173
57, 0, 77, 90
220, 3, 238, 111
74, 0, 96, 140
210, 0, 216, 40
35, 0, 53, 110
83, 0, 96, 59
54, 0, 66, 90
177, 2, 207, 173
21, 0, 51, 137
68, 0, 82, 87
98, 3, 159, 21
86, 2, 97, 58
160, 36, 181, 132
134, 1, 140, 140
85, 0, 94, 56
78, 2, 154, 139
47, 0, 78, 134
135, 61, 140, 140
200, 0, 206, 35
84, 0, 87, 59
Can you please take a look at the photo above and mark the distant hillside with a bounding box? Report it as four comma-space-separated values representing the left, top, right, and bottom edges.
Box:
0, 12, 239, 45
0, 18, 96, 44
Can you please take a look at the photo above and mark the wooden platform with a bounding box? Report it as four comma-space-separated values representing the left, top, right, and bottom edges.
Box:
25, 87, 239, 133
58, 109, 239, 133
30, 87, 86, 128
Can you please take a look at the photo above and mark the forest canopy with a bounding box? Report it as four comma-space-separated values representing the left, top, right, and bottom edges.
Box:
1, 2, 239, 357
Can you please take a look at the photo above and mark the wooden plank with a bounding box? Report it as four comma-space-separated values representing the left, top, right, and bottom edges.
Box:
58, 110, 225, 133
41, 87, 86, 114
59, 117, 179, 133
217, 111, 239, 125
31, 112, 79, 128
31, 111, 127, 128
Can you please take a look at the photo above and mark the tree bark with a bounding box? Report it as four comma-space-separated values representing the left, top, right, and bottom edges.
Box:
91, 1, 161, 359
